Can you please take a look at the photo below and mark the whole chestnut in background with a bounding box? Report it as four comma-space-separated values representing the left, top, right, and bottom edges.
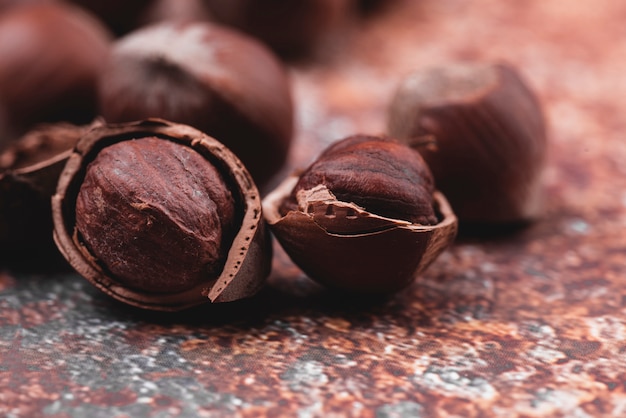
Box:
263, 134, 457, 293
52, 119, 272, 311
388, 62, 547, 227
0, 3, 111, 141
97, 21, 294, 189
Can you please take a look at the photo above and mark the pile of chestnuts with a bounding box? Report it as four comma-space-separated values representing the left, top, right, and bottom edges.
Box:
0, 2, 547, 311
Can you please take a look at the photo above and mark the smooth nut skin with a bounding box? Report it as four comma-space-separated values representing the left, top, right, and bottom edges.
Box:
97, 21, 294, 188
281, 135, 438, 225
53, 119, 272, 311
264, 135, 457, 294
0, 3, 111, 141
388, 62, 547, 225
75, 137, 237, 294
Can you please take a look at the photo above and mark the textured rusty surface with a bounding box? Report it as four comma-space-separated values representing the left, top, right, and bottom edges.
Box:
2, 0, 626, 416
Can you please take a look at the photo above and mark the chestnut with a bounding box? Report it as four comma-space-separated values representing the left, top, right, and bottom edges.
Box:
0, 122, 94, 265
97, 21, 294, 188
263, 134, 458, 293
0, 3, 112, 141
388, 62, 548, 226
52, 119, 271, 311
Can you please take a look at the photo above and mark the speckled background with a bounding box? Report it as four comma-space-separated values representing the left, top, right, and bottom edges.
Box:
2, 0, 626, 417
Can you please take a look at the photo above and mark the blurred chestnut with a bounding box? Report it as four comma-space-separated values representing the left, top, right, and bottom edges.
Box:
263, 134, 457, 293
97, 21, 293, 189
52, 119, 272, 311
0, 3, 112, 141
388, 62, 547, 227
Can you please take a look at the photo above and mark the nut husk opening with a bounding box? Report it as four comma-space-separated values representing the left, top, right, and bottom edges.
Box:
263, 175, 458, 293
52, 119, 271, 311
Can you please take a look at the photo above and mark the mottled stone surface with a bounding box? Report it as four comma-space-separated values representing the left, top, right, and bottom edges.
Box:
2, 0, 626, 417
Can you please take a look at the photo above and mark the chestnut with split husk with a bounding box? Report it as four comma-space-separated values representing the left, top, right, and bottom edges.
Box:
97, 21, 294, 189
52, 119, 271, 311
388, 62, 547, 227
263, 135, 457, 293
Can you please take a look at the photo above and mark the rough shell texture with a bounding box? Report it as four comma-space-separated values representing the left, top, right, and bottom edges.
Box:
52, 119, 272, 311
388, 62, 547, 225
263, 175, 457, 293
97, 21, 293, 188
74, 137, 237, 294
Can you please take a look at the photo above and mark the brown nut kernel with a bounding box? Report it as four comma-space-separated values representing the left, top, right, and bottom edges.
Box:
97, 21, 294, 188
52, 119, 271, 311
263, 135, 458, 293
0, 3, 112, 140
0, 122, 94, 266
388, 62, 547, 226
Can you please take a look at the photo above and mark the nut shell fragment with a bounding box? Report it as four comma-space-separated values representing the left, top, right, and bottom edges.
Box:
263, 176, 458, 293
52, 119, 271, 311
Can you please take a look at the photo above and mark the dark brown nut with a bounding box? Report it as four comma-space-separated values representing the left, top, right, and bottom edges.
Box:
203, 0, 354, 57
52, 119, 271, 311
97, 21, 294, 189
0, 3, 112, 141
0, 122, 93, 265
263, 135, 458, 293
388, 62, 547, 225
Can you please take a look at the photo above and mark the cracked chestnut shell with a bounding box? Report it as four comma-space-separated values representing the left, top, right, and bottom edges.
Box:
0, 122, 93, 266
388, 62, 547, 225
52, 119, 271, 311
97, 21, 293, 188
263, 135, 458, 293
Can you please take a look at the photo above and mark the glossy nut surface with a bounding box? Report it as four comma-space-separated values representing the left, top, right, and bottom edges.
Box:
52, 119, 271, 311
